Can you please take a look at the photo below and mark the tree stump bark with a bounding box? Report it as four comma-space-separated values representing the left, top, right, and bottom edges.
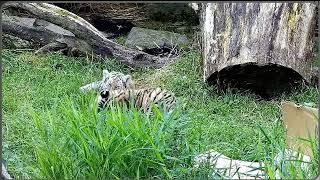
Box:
201, 3, 317, 98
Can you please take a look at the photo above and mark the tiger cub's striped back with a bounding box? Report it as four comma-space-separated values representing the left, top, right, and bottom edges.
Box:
97, 87, 177, 113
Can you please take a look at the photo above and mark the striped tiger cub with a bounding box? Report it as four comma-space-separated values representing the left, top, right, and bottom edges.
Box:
97, 87, 177, 113
80, 70, 134, 93
98, 70, 134, 92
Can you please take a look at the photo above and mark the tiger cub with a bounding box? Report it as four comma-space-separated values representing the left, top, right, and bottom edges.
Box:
97, 87, 177, 114
80, 70, 134, 93
98, 70, 134, 92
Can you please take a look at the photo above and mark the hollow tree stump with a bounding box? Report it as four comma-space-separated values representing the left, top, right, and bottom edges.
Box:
201, 3, 317, 98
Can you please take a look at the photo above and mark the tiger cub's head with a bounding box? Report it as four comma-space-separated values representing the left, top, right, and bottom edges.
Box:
100, 70, 134, 92
97, 90, 111, 111
97, 70, 134, 112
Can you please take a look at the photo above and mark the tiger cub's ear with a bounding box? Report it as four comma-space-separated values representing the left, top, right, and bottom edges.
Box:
123, 75, 134, 88
102, 69, 110, 79
100, 91, 110, 99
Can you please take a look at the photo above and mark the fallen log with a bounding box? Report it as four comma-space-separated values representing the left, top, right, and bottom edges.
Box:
2, 33, 34, 49
201, 3, 317, 98
3, 3, 173, 68
2, 15, 93, 56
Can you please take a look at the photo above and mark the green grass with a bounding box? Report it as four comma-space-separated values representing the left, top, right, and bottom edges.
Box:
259, 125, 319, 179
2, 50, 130, 178
114, 35, 127, 46
312, 41, 320, 67
30, 94, 188, 179
2, 49, 319, 179
312, 56, 320, 67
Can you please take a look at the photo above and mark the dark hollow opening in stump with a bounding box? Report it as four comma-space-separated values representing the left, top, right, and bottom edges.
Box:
143, 44, 177, 57
207, 63, 306, 100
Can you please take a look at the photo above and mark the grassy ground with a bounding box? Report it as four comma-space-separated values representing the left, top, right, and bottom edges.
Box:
2, 49, 319, 179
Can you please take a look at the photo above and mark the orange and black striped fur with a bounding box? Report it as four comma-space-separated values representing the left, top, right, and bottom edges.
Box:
97, 87, 177, 113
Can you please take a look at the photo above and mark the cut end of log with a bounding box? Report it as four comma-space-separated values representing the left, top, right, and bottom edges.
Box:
206, 63, 307, 100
